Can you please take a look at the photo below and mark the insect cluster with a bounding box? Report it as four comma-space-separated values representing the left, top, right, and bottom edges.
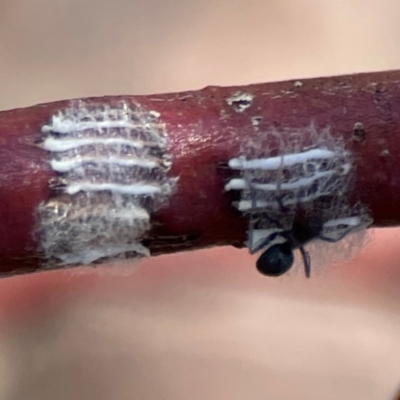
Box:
37, 100, 177, 266
225, 126, 372, 278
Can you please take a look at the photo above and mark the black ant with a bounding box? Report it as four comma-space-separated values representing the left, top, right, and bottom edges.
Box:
255, 211, 317, 278
252, 197, 358, 278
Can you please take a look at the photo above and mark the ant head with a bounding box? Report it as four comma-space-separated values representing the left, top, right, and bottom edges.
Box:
256, 241, 294, 277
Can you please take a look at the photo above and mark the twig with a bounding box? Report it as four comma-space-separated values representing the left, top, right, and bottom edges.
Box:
1, 70, 400, 276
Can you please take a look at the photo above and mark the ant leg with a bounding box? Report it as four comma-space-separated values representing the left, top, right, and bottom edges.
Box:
318, 226, 361, 243
250, 186, 257, 210
249, 229, 288, 254
299, 245, 311, 278
276, 195, 288, 213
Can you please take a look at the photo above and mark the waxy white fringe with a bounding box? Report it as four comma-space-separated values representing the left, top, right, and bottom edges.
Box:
37, 100, 176, 266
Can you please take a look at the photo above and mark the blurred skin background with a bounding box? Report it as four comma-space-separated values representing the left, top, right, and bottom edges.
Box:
1, 1, 400, 399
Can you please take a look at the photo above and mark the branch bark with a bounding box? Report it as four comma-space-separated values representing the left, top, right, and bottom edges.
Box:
1, 70, 400, 276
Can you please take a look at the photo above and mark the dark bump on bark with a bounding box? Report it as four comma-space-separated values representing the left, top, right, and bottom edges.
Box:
352, 122, 366, 142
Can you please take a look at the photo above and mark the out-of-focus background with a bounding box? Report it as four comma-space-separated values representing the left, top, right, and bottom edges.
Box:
1, 1, 400, 399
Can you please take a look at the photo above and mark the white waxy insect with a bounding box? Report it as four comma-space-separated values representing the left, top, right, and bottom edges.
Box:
225, 125, 372, 277
38, 100, 177, 265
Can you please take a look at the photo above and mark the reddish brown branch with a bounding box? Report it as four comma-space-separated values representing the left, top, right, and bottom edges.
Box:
1, 70, 400, 276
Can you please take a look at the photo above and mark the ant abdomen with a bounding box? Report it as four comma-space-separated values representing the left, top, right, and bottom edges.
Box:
256, 242, 294, 277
